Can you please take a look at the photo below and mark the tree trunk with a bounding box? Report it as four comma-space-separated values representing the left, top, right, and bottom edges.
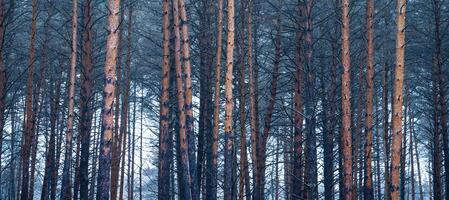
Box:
292, 2, 304, 200
0, 0, 6, 174
408, 99, 415, 200
60, 0, 78, 198
96, 0, 121, 199
237, 1, 249, 199
223, 0, 235, 198
340, 0, 353, 198
173, 0, 192, 198
159, 0, 171, 198
363, 0, 374, 198
207, 0, 223, 197
432, 0, 449, 198
78, 0, 94, 198
118, 5, 133, 200
20, 0, 38, 198
256, 14, 281, 200
389, 0, 406, 198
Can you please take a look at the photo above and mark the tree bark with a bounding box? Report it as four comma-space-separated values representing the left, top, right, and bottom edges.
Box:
223, 0, 235, 198
340, 0, 353, 198
78, 0, 94, 198
0, 0, 6, 174
96, 0, 121, 199
389, 0, 407, 198
61, 0, 78, 198
364, 0, 374, 198
20, 0, 38, 198
173, 0, 192, 198
207, 0, 223, 197
159, 0, 171, 198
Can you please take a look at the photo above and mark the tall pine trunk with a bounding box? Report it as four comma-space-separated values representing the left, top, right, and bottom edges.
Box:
340, 0, 353, 198
78, 0, 94, 198
223, 0, 235, 198
363, 0, 374, 198
173, 0, 192, 198
61, 0, 78, 198
159, 0, 171, 198
389, 0, 407, 198
96, 0, 121, 199
207, 0, 223, 197
20, 0, 38, 198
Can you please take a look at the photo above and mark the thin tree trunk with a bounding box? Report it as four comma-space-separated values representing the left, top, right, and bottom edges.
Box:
207, 0, 223, 197
0, 0, 6, 174
340, 0, 353, 198
177, 0, 197, 197
60, 1, 78, 198
408, 99, 415, 200
223, 0, 235, 197
173, 0, 192, 198
111, 2, 125, 198
432, 0, 449, 198
237, 1, 249, 198
363, 0, 374, 198
400, 89, 408, 200
96, 0, 121, 199
20, 0, 38, 198
389, 0, 407, 198
256, 14, 282, 200
159, 0, 171, 198
78, 0, 94, 198
414, 125, 423, 200
118, 4, 133, 200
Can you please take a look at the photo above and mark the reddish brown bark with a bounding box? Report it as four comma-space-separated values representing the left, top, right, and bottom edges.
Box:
159, 0, 171, 198
363, 0, 374, 198
78, 0, 94, 198
340, 0, 353, 199
207, 0, 223, 197
60, 0, 78, 198
173, 0, 192, 198
20, 0, 38, 198
96, 0, 121, 199
223, 0, 235, 198
292, 2, 304, 199
389, 0, 407, 198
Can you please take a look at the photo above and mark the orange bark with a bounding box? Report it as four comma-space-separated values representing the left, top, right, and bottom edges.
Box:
389, 0, 407, 199
340, 0, 353, 198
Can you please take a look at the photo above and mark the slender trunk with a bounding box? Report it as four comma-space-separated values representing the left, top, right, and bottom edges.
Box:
432, 0, 449, 198
292, 2, 304, 200
431, 60, 442, 200
382, 62, 391, 200
118, 5, 133, 200
197, 0, 213, 197
246, 0, 260, 199
159, 0, 171, 198
414, 125, 423, 200
177, 0, 197, 197
20, 0, 38, 198
51, 62, 64, 200
237, 1, 249, 198
340, 0, 353, 198
207, 0, 223, 197
223, 0, 235, 198
0, 0, 6, 174
408, 101, 415, 200
256, 15, 281, 200
60, 1, 78, 198
96, 0, 121, 199
389, 0, 407, 198
111, 3, 125, 198
400, 90, 408, 200
323, 12, 338, 200
78, 0, 94, 198
173, 0, 192, 198
363, 0, 374, 198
